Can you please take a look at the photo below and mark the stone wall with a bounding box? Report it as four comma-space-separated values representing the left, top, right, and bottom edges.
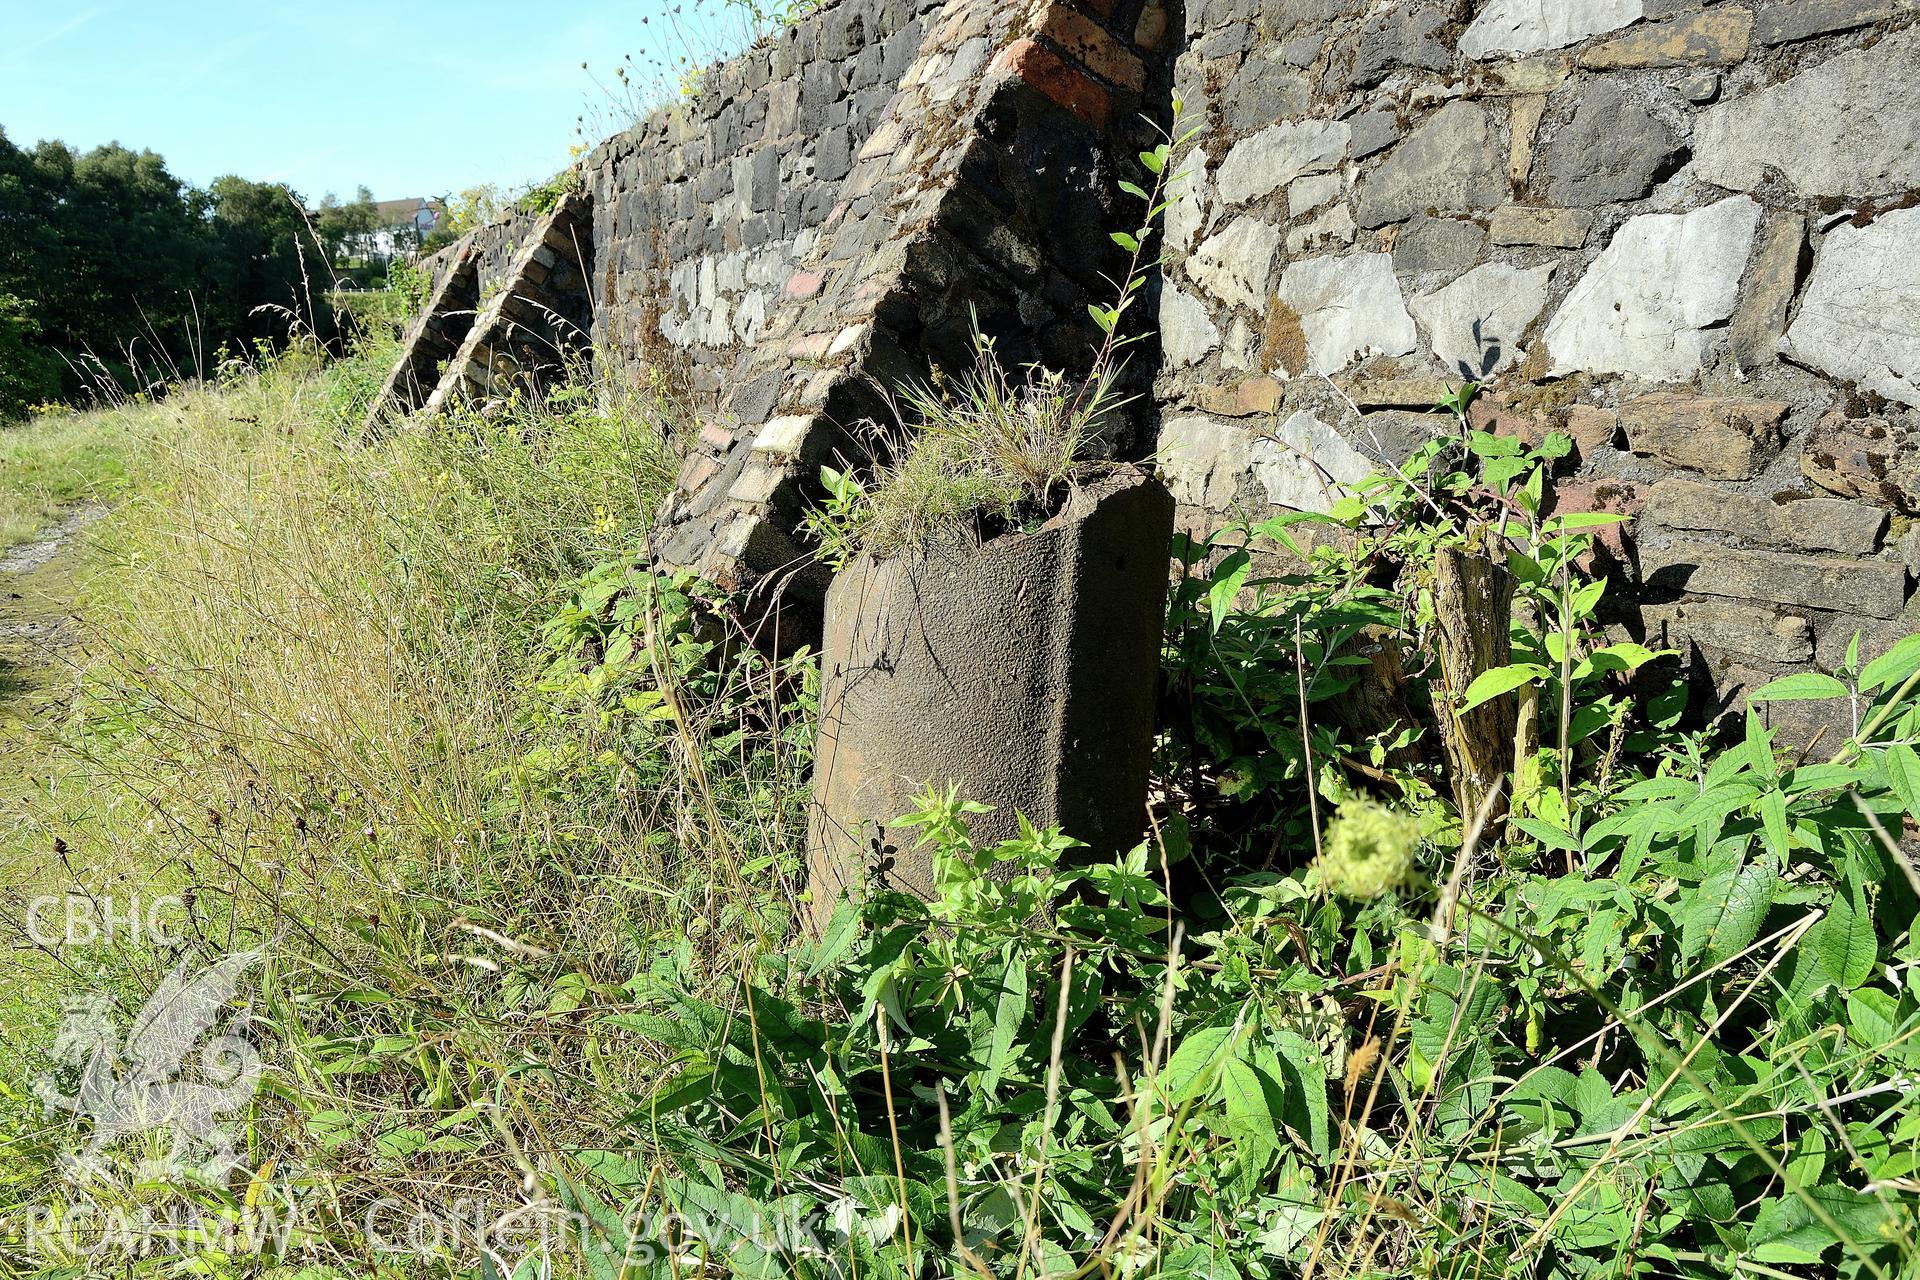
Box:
581, 0, 949, 400
1154, 1, 1920, 741
386, 0, 1920, 739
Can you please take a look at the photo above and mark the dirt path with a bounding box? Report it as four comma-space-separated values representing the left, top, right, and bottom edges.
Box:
0, 503, 104, 716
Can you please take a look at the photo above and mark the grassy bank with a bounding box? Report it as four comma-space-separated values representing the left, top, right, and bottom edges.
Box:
0, 347, 811, 1274
0, 408, 136, 553
1, 348, 1918, 1280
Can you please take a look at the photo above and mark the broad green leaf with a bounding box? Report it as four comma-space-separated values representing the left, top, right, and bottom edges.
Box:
1681, 856, 1774, 966
1161, 1024, 1236, 1105
980, 944, 1027, 1095
1586, 642, 1661, 673
1848, 988, 1901, 1051
1208, 551, 1253, 634
1883, 743, 1920, 824
1745, 710, 1777, 777
1810, 877, 1876, 990
1459, 663, 1549, 712
1272, 1029, 1331, 1157
1760, 790, 1791, 860
1510, 816, 1580, 853
1861, 633, 1920, 693
1748, 1184, 1892, 1264
1219, 1056, 1279, 1174
1750, 672, 1849, 702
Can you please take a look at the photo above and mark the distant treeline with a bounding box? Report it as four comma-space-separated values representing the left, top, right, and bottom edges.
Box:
0, 126, 383, 418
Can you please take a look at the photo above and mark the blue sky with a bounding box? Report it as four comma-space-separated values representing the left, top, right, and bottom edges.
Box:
0, 1, 763, 202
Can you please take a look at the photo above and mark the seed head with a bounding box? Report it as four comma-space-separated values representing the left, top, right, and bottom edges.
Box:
1315, 799, 1421, 900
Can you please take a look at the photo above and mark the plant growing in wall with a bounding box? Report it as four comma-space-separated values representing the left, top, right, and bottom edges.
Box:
804, 106, 1205, 918
803, 104, 1202, 562
1164, 409, 1677, 868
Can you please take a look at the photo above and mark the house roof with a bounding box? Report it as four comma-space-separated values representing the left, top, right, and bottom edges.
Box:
371, 197, 445, 225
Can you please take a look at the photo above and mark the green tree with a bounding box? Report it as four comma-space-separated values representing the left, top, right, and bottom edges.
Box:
203, 175, 327, 344
316, 185, 378, 266
0, 124, 360, 397
421, 183, 507, 253
0, 293, 62, 418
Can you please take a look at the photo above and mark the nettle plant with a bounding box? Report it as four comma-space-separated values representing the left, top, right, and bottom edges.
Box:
1165, 385, 1681, 865
802, 106, 1201, 567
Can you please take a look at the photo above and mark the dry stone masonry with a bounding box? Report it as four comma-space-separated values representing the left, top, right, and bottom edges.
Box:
1155, 0, 1920, 746
383, 0, 1920, 760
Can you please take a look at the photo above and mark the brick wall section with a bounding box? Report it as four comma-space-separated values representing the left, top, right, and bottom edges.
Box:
366, 242, 478, 427
419, 193, 594, 415
1154, 0, 1920, 744
648, 0, 1168, 617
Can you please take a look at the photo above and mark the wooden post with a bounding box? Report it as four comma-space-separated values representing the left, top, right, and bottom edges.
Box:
1431, 545, 1519, 827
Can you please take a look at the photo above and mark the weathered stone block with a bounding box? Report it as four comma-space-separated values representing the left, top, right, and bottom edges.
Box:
1620, 392, 1787, 479
1642, 598, 1813, 664
1343, 1, 1453, 87
1160, 411, 1379, 514
1772, 496, 1888, 556
728, 460, 789, 506
1217, 119, 1349, 206
752, 413, 817, 455
1348, 107, 1400, 159
1223, 53, 1312, 131
1356, 101, 1506, 228
1729, 213, 1805, 372
1489, 204, 1590, 248
1186, 218, 1281, 313
1411, 261, 1554, 379
1578, 8, 1753, 68
1755, 0, 1901, 44
1644, 478, 1884, 553
1253, 410, 1381, 511
808, 470, 1173, 921
1642, 541, 1909, 618
1160, 414, 1255, 509
1644, 476, 1770, 543
1782, 208, 1920, 409
1541, 81, 1679, 206
1193, 376, 1285, 418
1272, 251, 1418, 374
1565, 405, 1620, 454
1393, 216, 1488, 274
1286, 203, 1356, 255
1544, 196, 1760, 380
1161, 282, 1220, 368
1693, 27, 1920, 197
1800, 410, 1920, 515
1547, 477, 1643, 562
1460, 0, 1643, 59
1288, 173, 1342, 212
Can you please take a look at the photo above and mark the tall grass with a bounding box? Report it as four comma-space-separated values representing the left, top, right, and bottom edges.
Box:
0, 409, 132, 552
0, 347, 811, 1273
3, 339, 1917, 1280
